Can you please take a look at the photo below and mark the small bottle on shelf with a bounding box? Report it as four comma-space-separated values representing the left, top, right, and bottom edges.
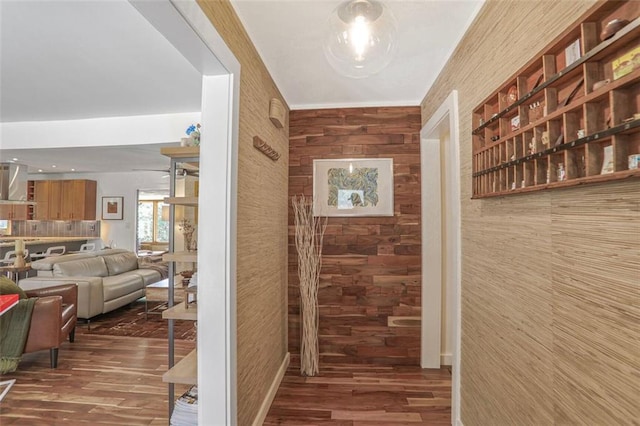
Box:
557, 163, 566, 181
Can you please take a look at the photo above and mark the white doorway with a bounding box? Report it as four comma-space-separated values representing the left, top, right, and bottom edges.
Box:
131, 1, 240, 424
420, 91, 461, 425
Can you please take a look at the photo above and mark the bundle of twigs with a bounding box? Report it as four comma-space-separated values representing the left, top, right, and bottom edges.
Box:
292, 195, 327, 376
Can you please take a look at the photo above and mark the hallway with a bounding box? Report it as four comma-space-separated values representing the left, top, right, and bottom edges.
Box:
264, 363, 452, 425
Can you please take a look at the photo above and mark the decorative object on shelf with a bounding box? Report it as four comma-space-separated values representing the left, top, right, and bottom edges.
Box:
528, 140, 536, 155
479, 118, 485, 126
600, 18, 629, 41
323, 0, 396, 79
528, 100, 544, 121
557, 163, 566, 181
178, 219, 196, 252
101, 196, 123, 220
253, 136, 281, 161
491, 135, 500, 142
592, 78, 610, 91
629, 154, 640, 170
506, 85, 518, 105
292, 194, 327, 376
269, 98, 286, 129
601, 145, 614, 174
622, 113, 640, 123
312, 158, 394, 217
564, 38, 581, 66
554, 134, 564, 147
541, 131, 550, 147
577, 129, 586, 138
510, 116, 520, 132
612, 45, 640, 80
561, 77, 584, 106
181, 124, 201, 147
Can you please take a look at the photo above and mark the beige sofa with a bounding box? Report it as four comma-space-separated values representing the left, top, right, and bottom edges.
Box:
20, 249, 163, 319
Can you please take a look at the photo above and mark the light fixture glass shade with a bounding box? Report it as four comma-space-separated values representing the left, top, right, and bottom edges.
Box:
323, 0, 397, 79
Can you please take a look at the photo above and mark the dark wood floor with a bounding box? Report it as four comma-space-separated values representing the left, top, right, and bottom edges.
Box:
0, 325, 194, 425
264, 364, 452, 425
1, 326, 451, 425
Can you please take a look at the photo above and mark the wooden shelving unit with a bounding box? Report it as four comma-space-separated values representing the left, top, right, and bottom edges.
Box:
161, 146, 200, 159
164, 196, 198, 206
163, 302, 198, 321
161, 146, 200, 418
163, 251, 198, 263
472, 2, 640, 198
163, 349, 197, 385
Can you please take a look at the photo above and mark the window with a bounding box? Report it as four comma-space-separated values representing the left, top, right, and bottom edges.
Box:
137, 200, 169, 245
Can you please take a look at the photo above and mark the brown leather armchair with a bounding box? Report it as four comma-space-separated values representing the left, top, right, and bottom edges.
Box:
23, 284, 78, 368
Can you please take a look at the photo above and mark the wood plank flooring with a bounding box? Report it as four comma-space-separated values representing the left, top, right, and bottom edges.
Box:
0, 326, 194, 425
264, 364, 452, 425
1, 326, 451, 425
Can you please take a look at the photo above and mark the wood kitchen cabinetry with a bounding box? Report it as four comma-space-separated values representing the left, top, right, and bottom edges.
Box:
31, 179, 97, 220
0, 204, 29, 220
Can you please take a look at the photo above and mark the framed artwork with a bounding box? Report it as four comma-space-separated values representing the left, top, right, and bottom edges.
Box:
313, 158, 394, 217
102, 196, 124, 220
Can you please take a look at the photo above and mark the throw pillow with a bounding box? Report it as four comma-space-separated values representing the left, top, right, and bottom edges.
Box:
0, 276, 27, 300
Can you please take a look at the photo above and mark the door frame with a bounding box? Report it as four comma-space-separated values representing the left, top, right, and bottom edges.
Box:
130, 1, 240, 423
420, 90, 461, 425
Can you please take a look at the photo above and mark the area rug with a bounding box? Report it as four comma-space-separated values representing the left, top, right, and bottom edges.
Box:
80, 299, 196, 340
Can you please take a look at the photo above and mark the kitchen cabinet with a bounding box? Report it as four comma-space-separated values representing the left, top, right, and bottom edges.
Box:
0, 203, 29, 220
33, 180, 50, 220
61, 180, 96, 220
32, 179, 97, 220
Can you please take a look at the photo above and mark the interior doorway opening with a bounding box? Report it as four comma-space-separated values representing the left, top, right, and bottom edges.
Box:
420, 90, 461, 424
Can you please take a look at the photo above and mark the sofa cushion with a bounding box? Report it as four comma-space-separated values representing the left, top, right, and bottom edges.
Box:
53, 257, 108, 278
103, 252, 139, 276
129, 269, 162, 286
102, 274, 143, 301
94, 248, 129, 256
31, 253, 97, 272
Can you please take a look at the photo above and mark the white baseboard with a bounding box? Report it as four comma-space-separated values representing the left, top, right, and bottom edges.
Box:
251, 352, 290, 426
441, 353, 452, 366
456, 419, 464, 426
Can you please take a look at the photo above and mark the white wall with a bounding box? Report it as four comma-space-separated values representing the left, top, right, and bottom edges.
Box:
32, 171, 168, 251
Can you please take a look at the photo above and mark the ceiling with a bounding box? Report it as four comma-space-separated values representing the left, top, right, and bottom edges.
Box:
0, 0, 202, 123
0, 0, 483, 173
230, 0, 484, 109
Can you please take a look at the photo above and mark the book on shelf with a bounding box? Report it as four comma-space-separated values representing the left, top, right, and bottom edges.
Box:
170, 385, 198, 426
0, 294, 19, 316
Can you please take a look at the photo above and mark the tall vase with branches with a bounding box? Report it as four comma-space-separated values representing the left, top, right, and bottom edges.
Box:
292, 194, 327, 376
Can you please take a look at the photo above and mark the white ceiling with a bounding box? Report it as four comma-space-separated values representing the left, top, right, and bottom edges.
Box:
0, 0, 203, 123
230, 0, 484, 109
0, 0, 484, 173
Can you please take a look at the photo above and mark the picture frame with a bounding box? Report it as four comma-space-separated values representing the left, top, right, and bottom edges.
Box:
312, 158, 394, 217
102, 196, 124, 220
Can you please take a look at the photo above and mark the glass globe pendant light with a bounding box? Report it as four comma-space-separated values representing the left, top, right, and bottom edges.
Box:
323, 0, 397, 79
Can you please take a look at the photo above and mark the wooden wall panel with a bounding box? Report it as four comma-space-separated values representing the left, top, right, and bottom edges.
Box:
196, 2, 289, 425
288, 107, 422, 366
421, 0, 640, 424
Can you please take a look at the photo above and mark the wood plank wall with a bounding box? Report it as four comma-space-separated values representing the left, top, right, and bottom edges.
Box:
288, 107, 423, 366
196, 2, 290, 425
421, 0, 640, 424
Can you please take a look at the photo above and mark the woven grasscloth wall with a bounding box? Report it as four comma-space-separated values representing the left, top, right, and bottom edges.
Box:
197, 2, 290, 425
288, 107, 423, 366
421, 1, 640, 424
